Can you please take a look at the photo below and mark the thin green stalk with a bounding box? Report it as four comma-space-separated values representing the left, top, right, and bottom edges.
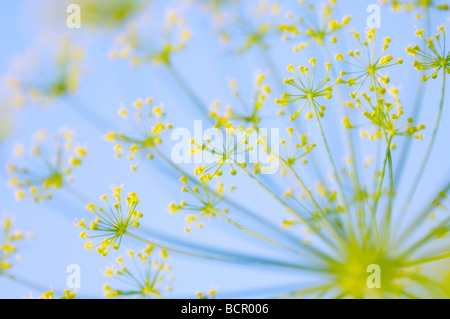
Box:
371, 136, 393, 244
384, 147, 394, 233
50, 185, 319, 271
287, 164, 351, 242
234, 159, 346, 252
396, 179, 450, 245
214, 211, 303, 256
313, 107, 350, 214
405, 252, 450, 267
322, 44, 361, 194
401, 70, 446, 215
153, 148, 305, 247
258, 44, 284, 94
66, 96, 116, 133
394, 77, 426, 186
394, 12, 430, 186
166, 65, 209, 116
258, 43, 328, 183
138, 225, 334, 265
125, 232, 322, 272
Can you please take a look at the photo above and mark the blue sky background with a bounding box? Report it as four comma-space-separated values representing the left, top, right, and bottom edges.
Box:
0, 0, 449, 298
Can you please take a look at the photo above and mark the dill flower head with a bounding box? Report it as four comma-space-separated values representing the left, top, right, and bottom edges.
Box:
335, 29, 403, 96
110, 9, 192, 66
381, 0, 449, 14
276, 59, 333, 121
280, 0, 351, 51
210, 72, 271, 129
406, 26, 450, 80
78, 186, 143, 256
105, 98, 171, 172
191, 126, 253, 177
213, 0, 283, 55
9, 37, 84, 104
278, 171, 450, 298
103, 246, 173, 298
68, 0, 147, 29
39, 289, 77, 299
170, 176, 233, 232
7, 128, 88, 202
0, 216, 25, 277
345, 86, 426, 140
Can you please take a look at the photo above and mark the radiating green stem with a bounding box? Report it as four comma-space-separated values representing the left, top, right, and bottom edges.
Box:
153, 148, 305, 247
313, 107, 350, 214
125, 232, 321, 272
235, 159, 346, 251
394, 9, 430, 186
166, 65, 209, 116
394, 77, 426, 186
401, 70, 446, 215
259, 43, 327, 183
371, 136, 393, 244
258, 44, 284, 94
138, 225, 333, 266
385, 147, 394, 233
287, 164, 350, 242
215, 211, 303, 256
397, 179, 450, 245
66, 96, 116, 133
405, 252, 450, 267
322, 44, 361, 194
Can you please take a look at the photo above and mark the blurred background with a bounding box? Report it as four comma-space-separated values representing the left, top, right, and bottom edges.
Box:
0, 0, 449, 298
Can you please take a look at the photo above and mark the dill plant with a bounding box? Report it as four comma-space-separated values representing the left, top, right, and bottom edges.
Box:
1, 0, 450, 299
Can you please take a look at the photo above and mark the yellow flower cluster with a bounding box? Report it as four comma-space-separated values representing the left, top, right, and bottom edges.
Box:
407, 26, 450, 80
210, 72, 271, 129
78, 186, 143, 256
214, 0, 283, 54
105, 98, 172, 172
0, 216, 25, 276
335, 29, 403, 96
382, 0, 449, 14
280, 0, 351, 51
7, 129, 87, 202
110, 10, 192, 66
190, 127, 253, 178
345, 87, 426, 140
263, 127, 316, 174
10, 37, 84, 104
103, 246, 172, 298
169, 176, 233, 232
276, 59, 333, 121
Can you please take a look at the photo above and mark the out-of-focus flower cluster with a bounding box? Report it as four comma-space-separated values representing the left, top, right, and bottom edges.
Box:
0, 216, 26, 276
7, 128, 87, 202
110, 10, 192, 66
